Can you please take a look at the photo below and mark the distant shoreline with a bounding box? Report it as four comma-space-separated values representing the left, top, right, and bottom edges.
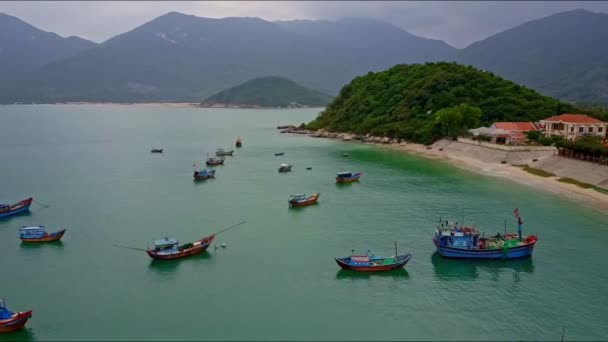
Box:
1, 102, 325, 110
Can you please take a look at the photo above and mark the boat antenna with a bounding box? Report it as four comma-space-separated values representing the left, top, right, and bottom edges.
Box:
394, 241, 398, 257
504, 219, 507, 235
561, 326, 565, 342
210, 221, 247, 236
351, 249, 354, 256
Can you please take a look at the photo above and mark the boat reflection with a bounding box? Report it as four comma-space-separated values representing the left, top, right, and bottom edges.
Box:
19, 240, 64, 249
6, 327, 36, 341
335, 268, 410, 280
431, 252, 534, 282
147, 251, 212, 277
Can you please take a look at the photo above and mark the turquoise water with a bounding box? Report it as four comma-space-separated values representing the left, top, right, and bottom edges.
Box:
0, 105, 607, 341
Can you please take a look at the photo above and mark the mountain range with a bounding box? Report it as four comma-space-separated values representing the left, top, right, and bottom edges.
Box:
0, 9, 606, 104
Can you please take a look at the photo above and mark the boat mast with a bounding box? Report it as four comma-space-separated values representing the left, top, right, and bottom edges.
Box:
394, 241, 398, 257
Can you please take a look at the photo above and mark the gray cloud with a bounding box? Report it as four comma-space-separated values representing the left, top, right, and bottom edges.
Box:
1, 1, 608, 47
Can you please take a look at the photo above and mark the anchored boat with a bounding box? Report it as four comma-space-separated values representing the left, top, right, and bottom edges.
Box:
206, 157, 224, 166
335, 172, 361, 183
193, 168, 216, 180
335, 243, 412, 272
151, 148, 163, 153
0, 198, 33, 219
216, 149, 234, 156
288, 193, 320, 207
0, 299, 32, 333
235, 138, 242, 148
19, 226, 66, 242
433, 209, 538, 259
278, 164, 292, 173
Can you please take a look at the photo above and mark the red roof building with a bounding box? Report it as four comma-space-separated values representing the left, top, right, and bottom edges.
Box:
539, 114, 606, 141
492, 122, 537, 132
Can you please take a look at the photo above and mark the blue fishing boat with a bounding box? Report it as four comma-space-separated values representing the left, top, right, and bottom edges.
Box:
0, 299, 32, 333
433, 209, 538, 260
206, 157, 224, 166
335, 172, 361, 183
0, 198, 32, 219
193, 168, 216, 180
19, 226, 66, 242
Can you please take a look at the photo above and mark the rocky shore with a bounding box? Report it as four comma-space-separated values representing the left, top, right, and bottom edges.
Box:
280, 127, 404, 144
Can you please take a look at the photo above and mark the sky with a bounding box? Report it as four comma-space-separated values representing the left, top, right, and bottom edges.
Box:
1, 1, 608, 48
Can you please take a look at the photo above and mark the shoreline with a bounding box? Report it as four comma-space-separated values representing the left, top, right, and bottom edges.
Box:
297, 131, 608, 212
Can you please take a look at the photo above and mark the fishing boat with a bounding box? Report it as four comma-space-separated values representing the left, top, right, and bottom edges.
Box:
278, 163, 292, 173
147, 235, 215, 261
216, 149, 234, 156
235, 138, 242, 148
335, 172, 362, 183
19, 226, 66, 243
0, 198, 33, 219
433, 209, 538, 259
274, 152, 284, 156
151, 148, 163, 153
206, 157, 224, 166
335, 243, 412, 272
193, 168, 216, 180
0, 299, 32, 333
288, 193, 320, 207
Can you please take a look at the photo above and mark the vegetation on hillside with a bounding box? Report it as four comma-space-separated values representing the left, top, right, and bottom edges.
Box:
307, 62, 576, 144
203, 77, 332, 107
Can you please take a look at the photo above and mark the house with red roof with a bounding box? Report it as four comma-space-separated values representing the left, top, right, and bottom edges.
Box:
490, 122, 537, 144
539, 114, 606, 141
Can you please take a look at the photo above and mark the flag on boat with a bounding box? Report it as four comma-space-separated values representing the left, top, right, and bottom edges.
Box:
513, 208, 520, 218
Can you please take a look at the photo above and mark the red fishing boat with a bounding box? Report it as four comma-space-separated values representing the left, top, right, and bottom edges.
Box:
0, 198, 33, 219
288, 193, 320, 207
147, 235, 215, 260
335, 243, 412, 272
235, 138, 242, 148
0, 300, 32, 333
335, 172, 362, 183
19, 226, 66, 243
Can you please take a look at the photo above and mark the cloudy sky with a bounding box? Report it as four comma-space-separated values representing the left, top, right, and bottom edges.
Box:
1, 1, 608, 48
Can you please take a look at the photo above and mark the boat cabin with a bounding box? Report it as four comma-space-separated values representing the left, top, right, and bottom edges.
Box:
435, 223, 481, 249
153, 237, 179, 252
290, 194, 306, 201
336, 172, 353, 178
19, 226, 46, 239
0, 299, 13, 320
0, 204, 9, 210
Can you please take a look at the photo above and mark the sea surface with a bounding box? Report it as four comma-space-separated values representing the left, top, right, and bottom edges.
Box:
0, 105, 607, 341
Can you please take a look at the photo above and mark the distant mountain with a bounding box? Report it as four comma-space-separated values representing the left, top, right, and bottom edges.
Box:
457, 9, 608, 104
0, 12, 456, 103
202, 77, 332, 107
0, 12, 96, 78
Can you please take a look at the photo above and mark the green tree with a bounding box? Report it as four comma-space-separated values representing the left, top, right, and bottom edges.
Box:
434, 104, 482, 138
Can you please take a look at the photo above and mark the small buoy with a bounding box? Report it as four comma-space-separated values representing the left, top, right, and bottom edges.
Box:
221, 243, 227, 248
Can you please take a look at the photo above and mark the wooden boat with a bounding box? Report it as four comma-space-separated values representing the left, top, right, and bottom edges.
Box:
335, 243, 412, 272
193, 168, 216, 180
151, 148, 163, 153
433, 210, 538, 259
206, 157, 224, 166
336, 172, 362, 183
147, 235, 215, 261
289, 193, 320, 207
235, 138, 242, 148
274, 152, 284, 156
278, 163, 292, 173
0, 198, 32, 219
0, 300, 32, 333
19, 226, 66, 243
216, 149, 234, 156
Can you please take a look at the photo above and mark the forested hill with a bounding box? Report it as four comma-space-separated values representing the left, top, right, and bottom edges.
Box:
307, 62, 578, 144
202, 77, 332, 107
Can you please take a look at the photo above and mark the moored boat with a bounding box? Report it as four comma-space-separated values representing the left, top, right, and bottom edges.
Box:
147, 235, 215, 261
278, 163, 292, 173
433, 209, 538, 260
216, 148, 234, 156
288, 193, 320, 207
274, 152, 284, 156
206, 157, 225, 166
151, 148, 163, 153
335, 172, 361, 183
335, 243, 412, 272
193, 168, 216, 180
0, 299, 32, 333
235, 138, 242, 148
0, 198, 33, 219
19, 226, 66, 243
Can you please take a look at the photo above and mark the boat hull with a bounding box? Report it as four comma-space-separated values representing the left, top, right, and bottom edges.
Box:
0, 198, 33, 219
147, 236, 214, 260
335, 173, 362, 183
206, 161, 224, 166
433, 237, 536, 259
0, 311, 32, 333
289, 194, 320, 207
335, 254, 412, 272
20, 229, 66, 243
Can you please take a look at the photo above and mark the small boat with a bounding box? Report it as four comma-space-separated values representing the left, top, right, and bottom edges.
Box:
147, 235, 215, 261
216, 149, 234, 156
193, 168, 216, 180
335, 172, 362, 183
151, 148, 163, 153
335, 243, 412, 272
433, 210, 538, 259
0, 299, 32, 333
274, 152, 284, 156
278, 164, 292, 173
0, 198, 33, 219
19, 226, 66, 242
206, 157, 225, 166
306, 167, 312, 170
235, 138, 242, 148
342, 153, 349, 157
289, 193, 320, 207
